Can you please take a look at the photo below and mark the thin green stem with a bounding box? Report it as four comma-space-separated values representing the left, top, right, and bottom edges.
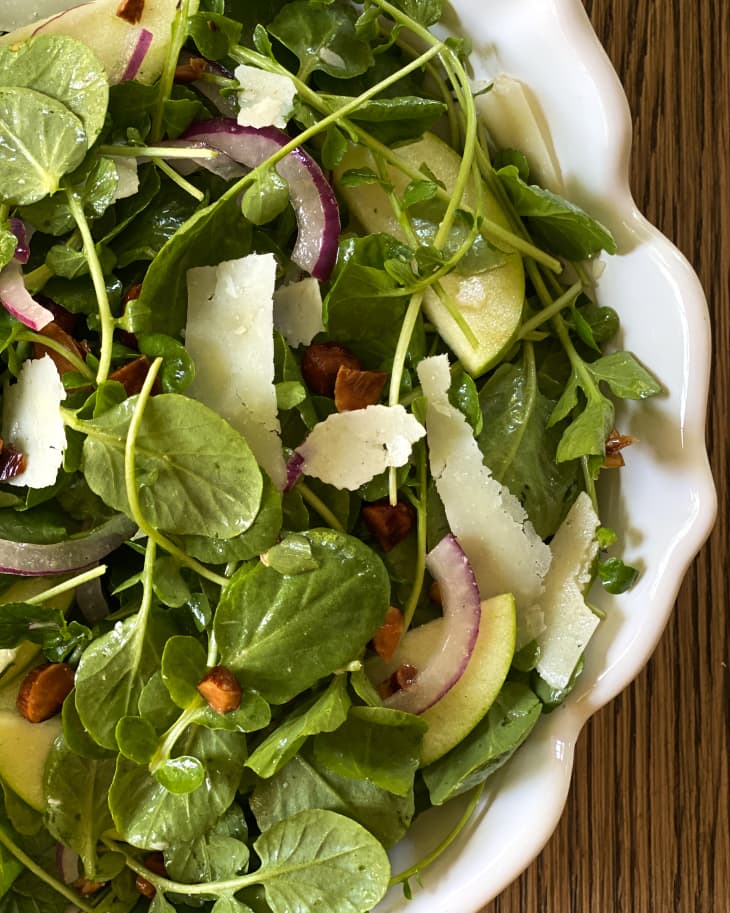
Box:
99, 145, 220, 160
149, 699, 203, 772
153, 158, 205, 202
517, 279, 582, 339
389, 781, 486, 887
63, 188, 114, 384
0, 827, 97, 913
22, 263, 54, 295
298, 481, 345, 532
402, 444, 427, 631
24, 565, 107, 605
150, 0, 199, 143
16, 329, 95, 380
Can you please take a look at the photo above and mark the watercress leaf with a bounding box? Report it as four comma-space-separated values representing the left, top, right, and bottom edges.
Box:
179, 475, 282, 564
478, 359, 581, 538
137, 333, 195, 393
251, 750, 413, 848
422, 682, 542, 805
449, 364, 481, 434
192, 692, 271, 733
43, 274, 123, 317
0, 603, 67, 649
161, 635, 208, 709
492, 147, 530, 180
587, 351, 663, 400
403, 178, 439, 209
0, 86, 87, 205
597, 556, 639, 594
241, 168, 290, 225
165, 803, 250, 883
388, 0, 443, 27
246, 676, 351, 778
150, 893, 176, 913
100, 163, 161, 246
62, 689, 112, 760
0, 34, 108, 146
116, 715, 159, 764
321, 125, 349, 171
325, 95, 447, 146
163, 91, 209, 140
75, 608, 176, 750
215, 529, 390, 703
497, 164, 617, 259
0, 227, 16, 270
312, 706, 426, 796
275, 380, 307, 411
337, 167, 379, 188
212, 898, 254, 913
188, 11, 243, 59
263, 533, 319, 575
555, 394, 614, 462
80, 393, 263, 539
1, 782, 43, 837
547, 370, 579, 426
139, 671, 181, 731
46, 240, 116, 280
153, 555, 192, 608
44, 738, 116, 877
155, 756, 207, 795
110, 727, 247, 849
253, 809, 390, 913
268, 2, 374, 81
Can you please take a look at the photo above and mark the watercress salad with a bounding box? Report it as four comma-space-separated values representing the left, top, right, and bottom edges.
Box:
0, 0, 662, 910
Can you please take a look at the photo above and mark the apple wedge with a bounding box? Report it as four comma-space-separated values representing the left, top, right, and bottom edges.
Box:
0, 706, 61, 811
334, 132, 525, 376
368, 593, 516, 765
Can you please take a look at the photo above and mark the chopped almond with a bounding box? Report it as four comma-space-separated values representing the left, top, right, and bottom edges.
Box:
301, 342, 361, 396
605, 428, 636, 455
108, 355, 162, 397
334, 366, 387, 412
116, 0, 145, 24
135, 853, 166, 899
361, 499, 415, 552
16, 663, 75, 723
378, 663, 418, 700
602, 452, 625, 469
33, 321, 85, 377
0, 443, 26, 482
74, 878, 106, 897
372, 606, 405, 662
174, 57, 212, 83
197, 666, 242, 714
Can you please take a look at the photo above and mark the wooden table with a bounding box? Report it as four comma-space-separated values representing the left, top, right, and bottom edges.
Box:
483, 2, 730, 911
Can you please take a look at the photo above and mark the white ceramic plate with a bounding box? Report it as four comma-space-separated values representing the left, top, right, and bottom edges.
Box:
376, 0, 717, 909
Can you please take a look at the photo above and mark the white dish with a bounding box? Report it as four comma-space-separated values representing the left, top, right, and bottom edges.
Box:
376, 0, 716, 909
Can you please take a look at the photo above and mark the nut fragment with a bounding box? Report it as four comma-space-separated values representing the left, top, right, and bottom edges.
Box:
603, 429, 636, 469
378, 663, 418, 700
33, 321, 86, 378
74, 878, 106, 897
175, 57, 212, 83
16, 663, 75, 723
197, 665, 242, 714
372, 606, 405, 662
361, 499, 415, 552
301, 342, 361, 396
109, 355, 162, 396
116, 0, 145, 24
0, 443, 26, 482
135, 853, 167, 899
334, 366, 387, 412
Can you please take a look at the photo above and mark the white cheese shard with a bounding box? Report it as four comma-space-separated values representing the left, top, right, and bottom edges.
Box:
234, 64, 297, 129
185, 253, 287, 490
535, 491, 601, 690
111, 157, 139, 201
417, 354, 551, 646
2, 355, 66, 489
296, 404, 425, 490
273, 277, 325, 348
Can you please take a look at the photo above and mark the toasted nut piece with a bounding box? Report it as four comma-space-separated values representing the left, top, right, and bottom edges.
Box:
116, 0, 145, 24
361, 499, 415, 552
602, 452, 626, 469
33, 321, 86, 377
0, 443, 26, 482
109, 356, 162, 397
197, 666, 242, 714
74, 878, 106, 897
334, 366, 387, 412
175, 57, 211, 83
301, 343, 361, 396
378, 663, 418, 700
123, 283, 143, 304
16, 663, 75, 723
605, 428, 636, 454
372, 606, 405, 663
135, 853, 167, 899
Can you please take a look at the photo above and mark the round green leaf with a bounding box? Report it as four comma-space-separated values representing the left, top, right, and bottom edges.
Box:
0, 86, 86, 205
155, 756, 207, 795
116, 715, 159, 765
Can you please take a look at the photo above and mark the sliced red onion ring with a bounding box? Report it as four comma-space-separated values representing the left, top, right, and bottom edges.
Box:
56, 844, 80, 884
383, 533, 482, 714
285, 452, 305, 492
0, 260, 54, 331
9, 219, 30, 264
119, 28, 153, 82
180, 119, 340, 280
0, 514, 137, 576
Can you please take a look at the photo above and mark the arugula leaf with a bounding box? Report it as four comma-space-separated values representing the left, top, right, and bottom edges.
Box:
388, 0, 443, 27
188, 11, 243, 59
587, 351, 663, 399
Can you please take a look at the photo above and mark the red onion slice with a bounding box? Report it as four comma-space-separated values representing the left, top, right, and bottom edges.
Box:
383, 533, 482, 714
285, 452, 305, 492
119, 27, 153, 82
9, 219, 30, 264
0, 514, 137, 576
180, 119, 340, 280
56, 844, 80, 884
0, 260, 53, 331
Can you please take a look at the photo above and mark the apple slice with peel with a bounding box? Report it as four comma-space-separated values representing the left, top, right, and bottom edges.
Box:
368, 594, 516, 766
334, 132, 525, 376
0, 707, 61, 811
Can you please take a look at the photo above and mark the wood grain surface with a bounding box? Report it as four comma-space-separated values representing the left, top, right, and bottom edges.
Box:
482, 1, 730, 911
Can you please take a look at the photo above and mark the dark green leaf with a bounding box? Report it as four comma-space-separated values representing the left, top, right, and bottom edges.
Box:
597, 556, 639, 594
263, 533, 319, 575
587, 351, 663, 399
116, 715, 159, 764
241, 168, 290, 225
188, 12, 243, 59
155, 755, 207, 794
161, 635, 208, 709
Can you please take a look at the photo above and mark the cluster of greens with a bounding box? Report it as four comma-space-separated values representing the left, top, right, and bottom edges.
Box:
0, 0, 662, 911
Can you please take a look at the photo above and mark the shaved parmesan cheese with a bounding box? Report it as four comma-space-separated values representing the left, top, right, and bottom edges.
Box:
186, 254, 287, 490
2, 355, 66, 489
234, 64, 297, 129
417, 355, 551, 645
536, 491, 601, 690
296, 404, 425, 490
476, 74, 564, 193
273, 277, 325, 347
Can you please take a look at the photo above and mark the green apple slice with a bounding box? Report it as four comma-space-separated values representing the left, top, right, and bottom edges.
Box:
334, 132, 525, 376
368, 593, 516, 766
0, 707, 61, 811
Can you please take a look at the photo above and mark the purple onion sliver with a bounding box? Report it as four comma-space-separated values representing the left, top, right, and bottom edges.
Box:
0, 260, 54, 331
285, 452, 305, 493
56, 844, 80, 885
75, 572, 111, 625
120, 28, 154, 82
9, 218, 29, 264
0, 514, 137, 577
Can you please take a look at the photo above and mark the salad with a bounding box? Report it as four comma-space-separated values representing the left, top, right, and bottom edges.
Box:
0, 0, 663, 911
